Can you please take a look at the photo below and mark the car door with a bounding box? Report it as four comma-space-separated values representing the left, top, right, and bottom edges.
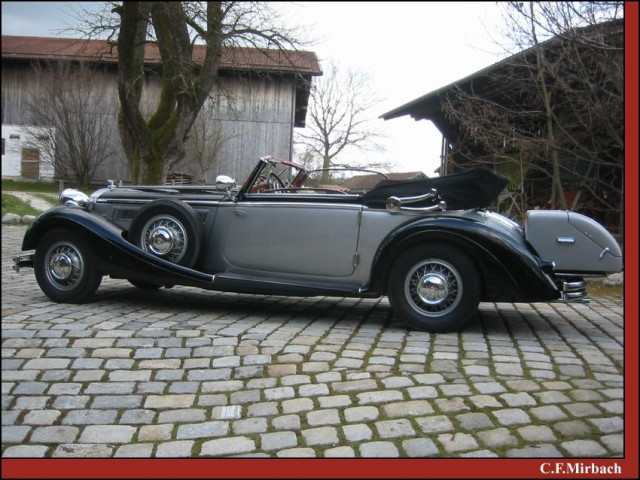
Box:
223, 194, 362, 277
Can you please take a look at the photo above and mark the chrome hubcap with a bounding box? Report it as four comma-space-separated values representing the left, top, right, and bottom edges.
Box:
416, 273, 449, 305
45, 243, 84, 290
141, 216, 187, 263
148, 226, 174, 255
405, 259, 462, 317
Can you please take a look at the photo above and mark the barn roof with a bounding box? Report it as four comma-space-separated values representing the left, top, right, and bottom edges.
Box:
380, 18, 623, 138
1, 35, 322, 76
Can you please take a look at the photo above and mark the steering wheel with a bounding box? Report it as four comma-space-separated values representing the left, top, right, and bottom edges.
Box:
251, 172, 286, 193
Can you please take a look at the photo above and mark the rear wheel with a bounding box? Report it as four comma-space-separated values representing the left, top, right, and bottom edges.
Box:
34, 229, 102, 303
388, 245, 481, 332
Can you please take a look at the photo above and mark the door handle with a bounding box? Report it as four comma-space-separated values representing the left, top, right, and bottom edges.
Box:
234, 210, 246, 217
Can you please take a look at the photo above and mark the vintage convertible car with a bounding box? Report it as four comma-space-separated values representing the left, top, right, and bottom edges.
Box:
14, 156, 622, 332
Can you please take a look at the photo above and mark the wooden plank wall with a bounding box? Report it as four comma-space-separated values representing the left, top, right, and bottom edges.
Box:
2, 61, 296, 184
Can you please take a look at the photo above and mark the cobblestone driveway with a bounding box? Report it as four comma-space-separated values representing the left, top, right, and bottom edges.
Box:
1, 225, 624, 458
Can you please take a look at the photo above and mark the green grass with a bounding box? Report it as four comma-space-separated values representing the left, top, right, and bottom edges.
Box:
1, 193, 40, 218
2, 179, 60, 193
586, 281, 623, 299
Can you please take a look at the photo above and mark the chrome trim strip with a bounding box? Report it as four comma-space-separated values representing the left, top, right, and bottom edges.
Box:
229, 201, 362, 210
556, 237, 575, 244
96, 199, 221, 207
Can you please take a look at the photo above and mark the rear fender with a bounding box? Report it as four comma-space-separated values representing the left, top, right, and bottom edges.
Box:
21, 207, 213, 286
369, 217, 558, 302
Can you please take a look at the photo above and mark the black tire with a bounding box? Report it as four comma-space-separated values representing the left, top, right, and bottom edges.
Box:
34, 229, 102, 303
387, 244, 481, 332
129, 199, 202, 268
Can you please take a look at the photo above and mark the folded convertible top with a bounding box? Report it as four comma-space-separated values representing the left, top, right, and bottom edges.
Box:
362, 168, 509, 210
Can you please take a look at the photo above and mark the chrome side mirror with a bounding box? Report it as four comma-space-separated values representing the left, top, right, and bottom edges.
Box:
215, 175, 236, 191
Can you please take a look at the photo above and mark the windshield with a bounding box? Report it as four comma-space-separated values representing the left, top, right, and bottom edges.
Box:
244, 157, 390, 195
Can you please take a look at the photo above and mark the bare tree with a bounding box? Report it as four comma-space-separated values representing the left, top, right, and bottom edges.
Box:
75, 1, 305, 185
295, 61, 385, 179
169, 98, 229, 184
23, 61, 118, 188
441, 2, 623, 223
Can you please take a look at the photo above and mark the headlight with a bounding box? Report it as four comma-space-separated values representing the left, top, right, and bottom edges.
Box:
60, 188, 90, 208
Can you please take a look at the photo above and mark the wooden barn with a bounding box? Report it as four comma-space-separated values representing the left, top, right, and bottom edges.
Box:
381, 19, 623, 237
1, 35, 322, 184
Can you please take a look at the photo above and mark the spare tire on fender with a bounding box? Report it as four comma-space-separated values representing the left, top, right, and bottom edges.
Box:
129, 199, 202, 268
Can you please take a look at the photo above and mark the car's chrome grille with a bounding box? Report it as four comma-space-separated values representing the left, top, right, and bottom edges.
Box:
114, 208, 137, 220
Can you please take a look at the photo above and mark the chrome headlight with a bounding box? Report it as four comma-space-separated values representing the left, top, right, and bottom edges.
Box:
60, 188, 90, 208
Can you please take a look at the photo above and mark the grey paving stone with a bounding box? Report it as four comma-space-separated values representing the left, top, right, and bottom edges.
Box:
158, 409, 207, 424
506, 444, 564, 457
276, 448, 316, 458
233, 417, 268, 434
588, 417, 624, 434
200, 436, 256, 456
561, 439, 608, 457
156, 441, 194, 457
61, 410, 118, 425
493, 408, 531, 426
307, 409, 341, 426
138, 424, 174, 442
261, 431, 298, 450
176, 421, 229, 439
437, 433, 479, 453
282, 398, 314, 414
52, 444, 114, 457
2, 425, 31, 444
79, 425, 136, 444
301, 426, 339, 446
517, 425, 557, 442
3, 445, 50, 458
457, 412, 494, 431
30, 426, 79, 444
477, 428, 519, 449
383, 400, 433, 417
402, 438, 440, 457
22, 410, 61, 425
375, 419, 416, 439
114, 444, 154, 457
359, 441, 399, 458
324, 446, 355, 457
342, 424, 373, 443
529, 405, 568, 422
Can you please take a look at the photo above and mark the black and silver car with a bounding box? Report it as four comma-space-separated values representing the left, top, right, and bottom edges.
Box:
13, 156, 623, 332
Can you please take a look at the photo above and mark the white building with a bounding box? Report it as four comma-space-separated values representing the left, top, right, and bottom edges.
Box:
1, 124, 55, 181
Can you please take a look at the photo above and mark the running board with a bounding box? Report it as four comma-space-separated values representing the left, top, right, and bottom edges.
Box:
212, 273, 366, 297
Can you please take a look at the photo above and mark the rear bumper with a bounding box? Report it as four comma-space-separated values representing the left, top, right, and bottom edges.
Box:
13, 253, 34, 273
555, 276, 590, 304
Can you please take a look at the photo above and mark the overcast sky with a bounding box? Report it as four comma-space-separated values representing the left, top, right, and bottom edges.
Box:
1, 1, 508, 175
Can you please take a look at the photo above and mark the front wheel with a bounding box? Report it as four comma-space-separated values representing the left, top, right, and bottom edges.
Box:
34, 229, 102, 303
387, 245, 481, 332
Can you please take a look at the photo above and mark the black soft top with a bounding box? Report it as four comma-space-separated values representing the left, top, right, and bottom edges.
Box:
362, 168, 508, 210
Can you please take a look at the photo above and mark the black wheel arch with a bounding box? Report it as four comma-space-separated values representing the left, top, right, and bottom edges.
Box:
369, 218, 558, 302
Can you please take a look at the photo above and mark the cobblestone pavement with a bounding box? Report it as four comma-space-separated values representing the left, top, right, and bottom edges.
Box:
1, 225, 624, 458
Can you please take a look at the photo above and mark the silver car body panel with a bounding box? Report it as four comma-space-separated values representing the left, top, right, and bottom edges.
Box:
525, 210, 622, 273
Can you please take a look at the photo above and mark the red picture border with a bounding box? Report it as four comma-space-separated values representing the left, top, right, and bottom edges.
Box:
2, 3, 638, 479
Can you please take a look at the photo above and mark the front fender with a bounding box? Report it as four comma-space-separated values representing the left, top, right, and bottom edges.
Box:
369, 215, 558, 302
21, 206, 213, 286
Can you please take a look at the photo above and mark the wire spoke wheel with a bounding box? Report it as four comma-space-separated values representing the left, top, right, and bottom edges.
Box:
140, 215, 188, 264
44, 242, 85, 290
